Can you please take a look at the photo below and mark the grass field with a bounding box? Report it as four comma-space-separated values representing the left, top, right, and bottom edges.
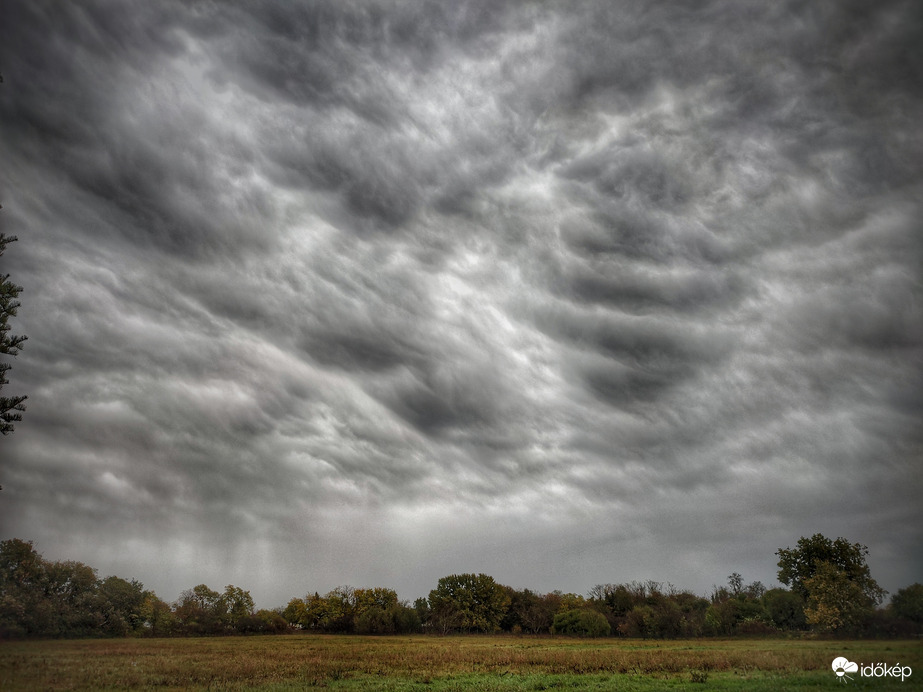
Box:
2, 635, 920, 691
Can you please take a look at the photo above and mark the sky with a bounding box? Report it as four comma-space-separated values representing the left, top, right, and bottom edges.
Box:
1, 1, 921, 610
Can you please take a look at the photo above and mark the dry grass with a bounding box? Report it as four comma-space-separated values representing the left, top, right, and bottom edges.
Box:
2, 634, 921, 690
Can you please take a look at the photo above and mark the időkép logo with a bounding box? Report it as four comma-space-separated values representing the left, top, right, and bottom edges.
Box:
832, 656, 912, 683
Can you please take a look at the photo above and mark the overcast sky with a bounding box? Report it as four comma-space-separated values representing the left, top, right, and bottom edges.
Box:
1, 1, 921, 609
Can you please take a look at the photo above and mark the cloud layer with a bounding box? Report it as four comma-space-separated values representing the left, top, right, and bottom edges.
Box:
1, 0, 921, 606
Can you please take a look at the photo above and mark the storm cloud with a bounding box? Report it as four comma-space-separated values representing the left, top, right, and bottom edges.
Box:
1, 0, 921, 607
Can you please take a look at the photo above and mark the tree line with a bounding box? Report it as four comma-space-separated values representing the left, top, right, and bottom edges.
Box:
1, 534, 921, 639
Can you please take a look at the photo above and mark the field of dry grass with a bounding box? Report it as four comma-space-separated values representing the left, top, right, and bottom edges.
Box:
2, 634, 920, 690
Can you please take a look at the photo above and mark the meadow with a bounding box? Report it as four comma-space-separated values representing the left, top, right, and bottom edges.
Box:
2, 634, 921, 691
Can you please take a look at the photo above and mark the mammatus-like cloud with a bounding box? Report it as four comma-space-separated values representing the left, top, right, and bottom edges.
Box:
0, 1, 920, 606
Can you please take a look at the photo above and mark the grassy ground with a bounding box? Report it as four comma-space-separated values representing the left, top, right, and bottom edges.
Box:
1, 634, 920, 690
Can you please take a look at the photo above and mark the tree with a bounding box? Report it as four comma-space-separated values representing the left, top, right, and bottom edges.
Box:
551, 608, 610, 637
390, 602, 423, 634
762, 588, 806, 630
365, 602, 420, 635
320, 585, 358, 633
221, 584, 255, 630
353, 587, 399, 615
704, 598, 767, 636
744, 580, 766, 600
776, 534, 884, 602
1, 538, 171, 638
140, 592, 175, 636
294, 592, 330, 631
890, 583, 923, 624
283, 596, 309, 628
44, 559, 103, 637
776, 534, 885, 633
0, 228, 27, 436
588, 583, 635, 617
727, 573, 744, 597
553, 591, 587, 612
253, 608, 289, 634
0, 538, 47, 636
803, 561, 879, 633
527, 592, 565, 634
427, 573, 510, 634
501, 587, 554, 634
175, 584, 224, 634
98, 576, 148, 636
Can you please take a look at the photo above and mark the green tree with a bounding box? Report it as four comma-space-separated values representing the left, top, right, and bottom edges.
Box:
44, 559, 103, 637
0, 538, 48, 636
390, 602, 422, 634
139, 592, 175, 636
0, 229, 27, 436
551, 608, 610, 637
98, 576, 148, 636
321, 585, 357, 633
762, 587, 806, 630
619, 604, 652, 637
704, 598, 767, 636
1, 539, 168, 638
427, 573, 510, 633
355, 605, 394, 634
298, 592, 329, 631
221, 584, 255, 630
777, 534, 885, 634
553, 591, 587, 612
253, 608, 289, 633
501, 588, 559, 634
776, 534, 883, 602
803, 561, 882, 633
353, 587, 399, 616
647, 598, 685, 638
890, 583, 923, 624
413, 596, 429, 620
588, 583, 635, 617
351, 587, 418, 634
528, 592, 564, 634
175, 584, 224, 634
283, 596, 309, 628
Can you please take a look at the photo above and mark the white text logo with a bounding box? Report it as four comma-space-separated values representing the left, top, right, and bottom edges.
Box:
832, 657, 912, 683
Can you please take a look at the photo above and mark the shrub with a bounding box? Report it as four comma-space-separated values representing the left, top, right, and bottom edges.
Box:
690, 669, 709, 683
890, 583, 923, 624
552, 608, 611, 637
762, 588, 806, 630
355, 606, 394, 635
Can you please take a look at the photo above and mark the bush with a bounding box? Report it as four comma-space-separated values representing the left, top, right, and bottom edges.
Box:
762, 588, 806, 630
391, 604, 422, 634
552, 608, 611, 637
890, 583, 923, 624
690, 670, 709, 684
736, 618, 778, 636
618, 601, 695, 638
355, 604, 421, 635
355, 606, 394, 635
618, 605, 651, 637
862, 608, 921, 638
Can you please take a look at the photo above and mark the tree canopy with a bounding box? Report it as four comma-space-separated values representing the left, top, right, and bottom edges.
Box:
776, 533, 884, 601
2, 534, 918, 639
776, 533, 886, 633
427, 573, 510, 634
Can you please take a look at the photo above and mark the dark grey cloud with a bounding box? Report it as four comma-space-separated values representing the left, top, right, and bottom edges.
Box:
1, 0, 921, 607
